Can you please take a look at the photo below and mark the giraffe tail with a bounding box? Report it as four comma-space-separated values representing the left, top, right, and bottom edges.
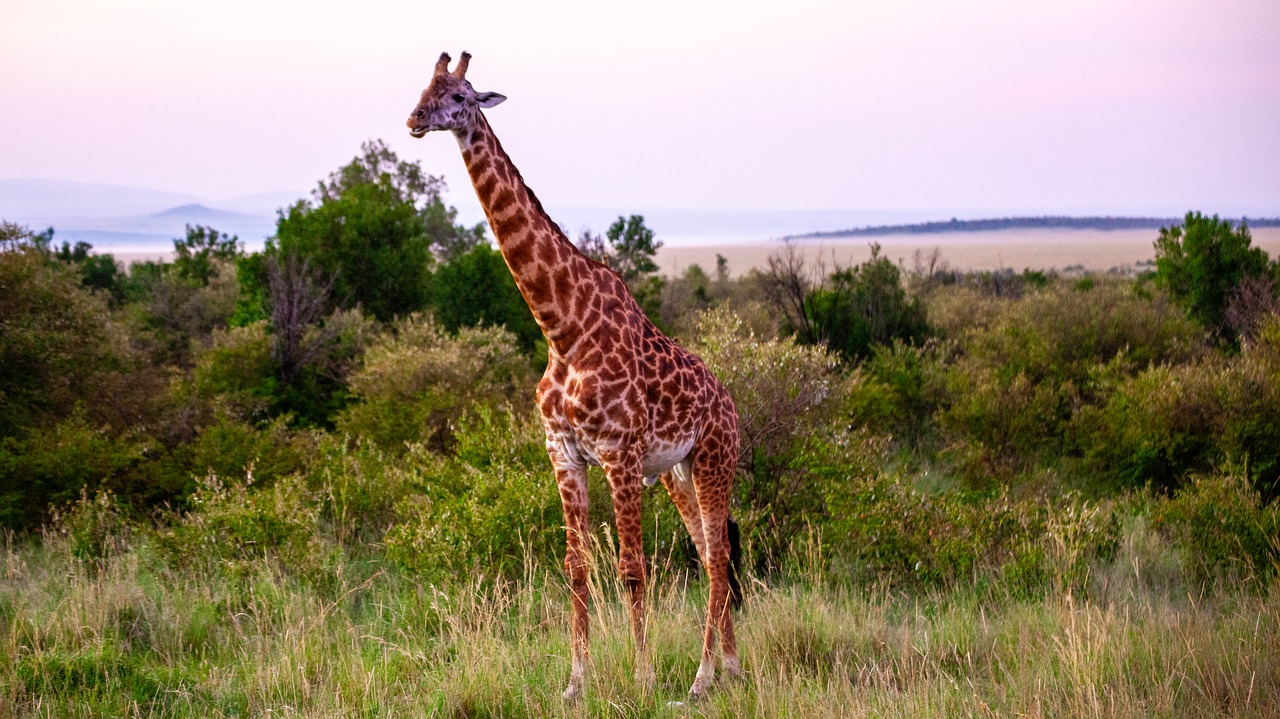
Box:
728, 516, 743, 610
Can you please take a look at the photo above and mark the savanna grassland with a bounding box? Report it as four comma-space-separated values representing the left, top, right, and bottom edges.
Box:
3, 143, 1280, 717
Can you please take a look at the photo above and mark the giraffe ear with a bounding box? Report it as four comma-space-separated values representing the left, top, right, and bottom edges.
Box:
475, 92, 507, 108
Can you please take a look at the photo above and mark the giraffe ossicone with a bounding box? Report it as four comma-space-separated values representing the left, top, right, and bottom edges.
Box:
407, 51, 743, 702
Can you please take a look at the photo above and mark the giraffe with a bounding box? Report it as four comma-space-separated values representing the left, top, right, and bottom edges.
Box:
406, 52, 742, 701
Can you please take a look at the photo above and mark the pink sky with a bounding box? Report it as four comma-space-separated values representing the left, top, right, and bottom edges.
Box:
2, 0, 1277, 218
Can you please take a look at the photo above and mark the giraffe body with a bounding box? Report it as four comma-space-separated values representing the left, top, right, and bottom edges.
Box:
407, 52, 741, 701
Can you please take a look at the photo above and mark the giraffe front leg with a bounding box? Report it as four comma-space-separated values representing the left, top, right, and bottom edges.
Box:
553, 460, 591, 701
602, 452, 653, 692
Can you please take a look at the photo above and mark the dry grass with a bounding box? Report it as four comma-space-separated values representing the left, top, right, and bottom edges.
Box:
3, 519, 1279, 719
656, 227, 1280, 279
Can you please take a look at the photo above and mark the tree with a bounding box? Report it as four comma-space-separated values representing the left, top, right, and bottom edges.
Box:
173, 224, 241, 285
574, 214, 663, 282
48, 238, 125, 303
807, 245, 928, 363
761, 239, 820, 344
0, 225, 163, 528
763, 242, 928, 363
0, 229, 129, 437
607, 214, 662, 282
1153, 212, 1273, 342
575, 215, 665, 323
270, 139, 478, 322
429, 243, 541, 351
267, 253, 334, 387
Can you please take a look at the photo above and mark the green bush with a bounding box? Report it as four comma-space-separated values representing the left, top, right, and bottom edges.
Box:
933, 280, 1207, 486
805, 247, 929, 363
307, 434, 424, 542
271, 143, 437, 322
1074, 315, 1280, 495
384, 408, 561, 581
1156, 468, 1279, 585
336, 314, 531, 452
850, 339, 948, 443
690, 308, 888, 568
825, 476, 1044, 587
47, 488, 134, 569
0, 415, 149, 530
0, 243, 130, 438
825, 475, 1120, 593
184, 321, 278, 425
938, 365, 1071, 486
185, 415, 312, 490
156, 470, 327, 580
429, 243, 541, 351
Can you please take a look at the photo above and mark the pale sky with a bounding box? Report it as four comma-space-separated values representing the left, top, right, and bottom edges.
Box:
2, 0, 1278, 219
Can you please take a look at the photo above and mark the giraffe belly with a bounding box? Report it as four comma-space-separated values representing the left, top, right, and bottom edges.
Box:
641, 436, 696, 478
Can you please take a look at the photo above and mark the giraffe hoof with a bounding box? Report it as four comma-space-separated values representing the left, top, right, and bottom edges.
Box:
635, 665, 656, 692
562, 681, 583, 702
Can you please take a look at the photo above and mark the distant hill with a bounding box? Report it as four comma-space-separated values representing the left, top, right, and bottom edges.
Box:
149, 203, 264, 223
0, 179, 299, 252
0, 178, 202, 222
786, 215, 1280, 240
50, 203, 279, 252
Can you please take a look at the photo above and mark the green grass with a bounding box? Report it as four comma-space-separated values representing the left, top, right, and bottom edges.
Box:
3, 523, 1278, 719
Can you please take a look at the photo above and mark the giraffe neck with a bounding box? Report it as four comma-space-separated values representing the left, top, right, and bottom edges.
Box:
455, 115, 595, 357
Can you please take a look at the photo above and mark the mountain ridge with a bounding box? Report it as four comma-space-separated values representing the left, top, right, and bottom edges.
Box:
786, 215, 1280, 240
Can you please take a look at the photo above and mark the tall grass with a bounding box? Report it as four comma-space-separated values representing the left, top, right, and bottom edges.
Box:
3, 515, 1277, 718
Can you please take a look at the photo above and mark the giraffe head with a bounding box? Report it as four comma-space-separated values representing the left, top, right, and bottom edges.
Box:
407, 52, 506, 137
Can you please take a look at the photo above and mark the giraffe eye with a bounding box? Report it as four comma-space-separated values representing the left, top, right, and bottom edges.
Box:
452, 94, 466, 103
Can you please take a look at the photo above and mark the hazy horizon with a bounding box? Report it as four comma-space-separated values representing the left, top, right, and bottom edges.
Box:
9, 176, 1278, 257
2, 0, 1278, 226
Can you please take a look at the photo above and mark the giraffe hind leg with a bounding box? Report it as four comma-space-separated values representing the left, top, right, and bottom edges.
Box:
659, 461, 707, 566
688, 454, 739, 700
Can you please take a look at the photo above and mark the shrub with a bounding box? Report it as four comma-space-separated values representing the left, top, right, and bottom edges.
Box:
0, 242, 128, 437
428, 243, 541, 351
184, 321, 278, 426
761, 242, 928, 362
691, 308, 846, 466
156, 470, 327, 580
933, 280, 1207, 486
804, 246, 929, 363
383, 408, 561, 580
825, 475, 1045, 588
336, 314, 532, 452
939, 365, 1072, 486
824, 475, 1120, 593
948, 280, 1204, 388
851, 339, 949, 444
1074, 316, 1280, 495
690, 308, 888, 568
1155, 468, 1279, 585
131, 258, 242, 365
307, 434, 425, 542
47, 488, 133, 569
0, 415, 149, 530
185, 415, 312, 490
